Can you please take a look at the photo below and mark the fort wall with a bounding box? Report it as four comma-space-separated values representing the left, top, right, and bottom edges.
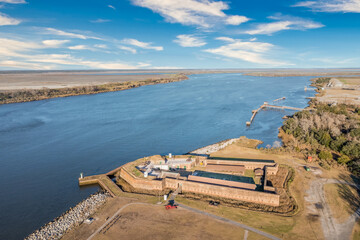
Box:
119, 167, 280, 206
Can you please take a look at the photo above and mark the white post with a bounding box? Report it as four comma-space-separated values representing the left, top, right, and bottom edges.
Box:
80, 172, 84, 179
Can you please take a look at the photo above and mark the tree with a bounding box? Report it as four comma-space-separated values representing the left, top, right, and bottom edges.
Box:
319, 151, 332, 160
341, 142, 360, 159
330, 136, 347, 152
316, 130, 332, 147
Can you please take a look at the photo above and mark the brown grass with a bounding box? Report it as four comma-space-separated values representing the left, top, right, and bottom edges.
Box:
338, 77, 360, 85
352, 221, 360, 240
63, 196, 270, 240
324, 183, 359, 223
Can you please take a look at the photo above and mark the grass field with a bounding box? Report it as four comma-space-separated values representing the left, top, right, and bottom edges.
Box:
324, 183, 359, 223
338, 77, 360, 85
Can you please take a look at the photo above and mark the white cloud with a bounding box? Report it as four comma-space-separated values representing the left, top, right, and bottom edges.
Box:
42, 40, 70, 47
204, 37, 287, 65
0, 12, 21, 26
42, 28, 101, 40
118, 45, 137, 54
0, 60, 53, 70
294, 0, 360, 13
90, 19, 111, 23
151, 66, 183, 69
173, 34, 206, 47
0, 0, 26, 3
68, 45, 91, 50
225, 15, 249, 25
121, 38, 163, 51
108, 4, 116, 10
131, 0, 249, 28
0, 37, 145, 70
245, 17, 324, 35
94, 44, 107, 49
215, 36, 235, 42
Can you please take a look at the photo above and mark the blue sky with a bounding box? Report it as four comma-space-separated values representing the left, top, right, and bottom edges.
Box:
0, 0, 359, 70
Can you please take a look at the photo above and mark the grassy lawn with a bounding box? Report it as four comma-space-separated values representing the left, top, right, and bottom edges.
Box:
324, 183, 360, 223
176, 196, 295, 238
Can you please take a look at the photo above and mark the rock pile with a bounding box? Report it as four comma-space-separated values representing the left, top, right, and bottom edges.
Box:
190, 138, 238, 155
25, 191, 110, 240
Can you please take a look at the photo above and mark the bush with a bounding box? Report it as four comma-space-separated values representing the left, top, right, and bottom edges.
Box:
319, 151, 332, 160
350, 128, 360, 138
341, 142, 360, 159
330, 136, 347, 152
315, 130, 332, 147
337, 155, 351, 164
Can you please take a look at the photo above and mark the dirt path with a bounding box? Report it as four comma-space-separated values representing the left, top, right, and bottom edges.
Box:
305, 178, 359, 240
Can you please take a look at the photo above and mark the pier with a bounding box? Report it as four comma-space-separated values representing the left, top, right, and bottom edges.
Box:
246, 101, 307, 126
272, 97, 286, 102
79, 168, 124, 197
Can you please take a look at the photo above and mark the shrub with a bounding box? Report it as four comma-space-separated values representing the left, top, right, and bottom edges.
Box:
341, 142, 360, 159
319, 151, 332, 160
337, 155, 351, 164
330, 136, 347, 152
315, 130, 332, 147
350, 128, 360, 138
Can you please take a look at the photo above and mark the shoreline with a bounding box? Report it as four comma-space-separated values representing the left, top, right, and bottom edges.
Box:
2, 70, 360, 105
25, 191, 110, 240
0, 74, 188, 105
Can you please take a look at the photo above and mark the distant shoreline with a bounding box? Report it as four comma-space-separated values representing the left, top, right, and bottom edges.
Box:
0, 74, 188, 105
2, 69, 360, 105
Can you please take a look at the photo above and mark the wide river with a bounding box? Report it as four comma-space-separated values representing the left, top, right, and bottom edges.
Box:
0, 73, 315, 239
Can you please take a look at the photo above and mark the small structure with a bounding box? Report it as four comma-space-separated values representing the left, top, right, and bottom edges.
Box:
265, 164, 278, 175
254, 168, 264, 176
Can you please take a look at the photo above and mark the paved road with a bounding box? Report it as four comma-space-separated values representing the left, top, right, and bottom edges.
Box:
178, 203, 281, 240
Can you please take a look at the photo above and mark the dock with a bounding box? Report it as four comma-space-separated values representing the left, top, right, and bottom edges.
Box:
246, 101, 307, 126
79, 168, 124, 197
273, 97, 286, 102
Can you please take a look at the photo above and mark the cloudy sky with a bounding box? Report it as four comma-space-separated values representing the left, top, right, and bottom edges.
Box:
0, 0, 359, 70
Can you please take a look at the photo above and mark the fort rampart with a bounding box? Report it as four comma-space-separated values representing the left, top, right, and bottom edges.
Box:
119, 167, 280, 206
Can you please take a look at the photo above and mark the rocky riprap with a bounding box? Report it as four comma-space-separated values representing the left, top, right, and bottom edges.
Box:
190, 138, 238, 155
25, 191, 110, 240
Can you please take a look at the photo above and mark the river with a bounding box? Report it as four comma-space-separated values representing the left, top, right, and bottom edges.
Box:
0, 73, 315, 239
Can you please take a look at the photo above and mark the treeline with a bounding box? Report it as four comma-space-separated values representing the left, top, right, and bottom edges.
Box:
281, 102, 360, 176
0, 74, 188, 104
311, 77, 331, 87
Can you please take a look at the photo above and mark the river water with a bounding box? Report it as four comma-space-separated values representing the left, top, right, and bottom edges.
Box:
0, 73, 315, 239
